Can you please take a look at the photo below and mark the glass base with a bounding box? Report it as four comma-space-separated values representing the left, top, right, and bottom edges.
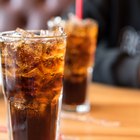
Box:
62, 102, 90, 113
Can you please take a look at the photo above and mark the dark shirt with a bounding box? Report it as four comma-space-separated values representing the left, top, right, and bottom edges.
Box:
83, 0, 140, 87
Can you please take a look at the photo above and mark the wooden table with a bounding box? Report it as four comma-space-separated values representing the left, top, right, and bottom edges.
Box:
1, 83, 140, 140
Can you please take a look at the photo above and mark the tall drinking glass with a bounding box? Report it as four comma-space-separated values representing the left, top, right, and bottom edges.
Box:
62, 17, 98, 113
0, 28, 66, 140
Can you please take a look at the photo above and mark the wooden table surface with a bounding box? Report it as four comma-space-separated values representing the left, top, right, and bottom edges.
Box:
1, 82, 140, 140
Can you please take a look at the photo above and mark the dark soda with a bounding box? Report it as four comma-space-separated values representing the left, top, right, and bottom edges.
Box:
1, 29, 66, 140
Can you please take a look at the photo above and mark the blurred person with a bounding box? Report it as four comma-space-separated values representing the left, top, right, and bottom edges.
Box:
83, 0, 140, 88
48, 0, 140, 87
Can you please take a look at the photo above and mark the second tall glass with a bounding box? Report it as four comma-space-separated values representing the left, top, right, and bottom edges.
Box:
62, 18, 98, 113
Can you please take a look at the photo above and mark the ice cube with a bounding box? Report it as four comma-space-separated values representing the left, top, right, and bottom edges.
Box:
40, 30, 47, 36
22, 68, 43, 78
47, 16, 62, 28
42, 39, 66, 62
53, 26, 65, 36
40, 56, 64, 74
16, 28, 34, 38
40, 72, 62, 93
12, 96, 26, 110
16, 42, 42, 69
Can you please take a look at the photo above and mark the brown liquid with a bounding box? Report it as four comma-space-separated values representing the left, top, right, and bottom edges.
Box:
63, 21, 98, 107
9, 99, 58, 140
63, 77, 87, 105
4, 71, 62, 140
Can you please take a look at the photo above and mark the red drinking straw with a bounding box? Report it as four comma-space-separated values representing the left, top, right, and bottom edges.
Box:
76, 0, 83, 19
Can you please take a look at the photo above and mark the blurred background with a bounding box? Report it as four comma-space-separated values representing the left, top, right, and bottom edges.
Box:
0, 0, 75, 31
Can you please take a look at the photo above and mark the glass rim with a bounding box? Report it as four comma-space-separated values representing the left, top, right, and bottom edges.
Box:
0, 30, 67, 39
